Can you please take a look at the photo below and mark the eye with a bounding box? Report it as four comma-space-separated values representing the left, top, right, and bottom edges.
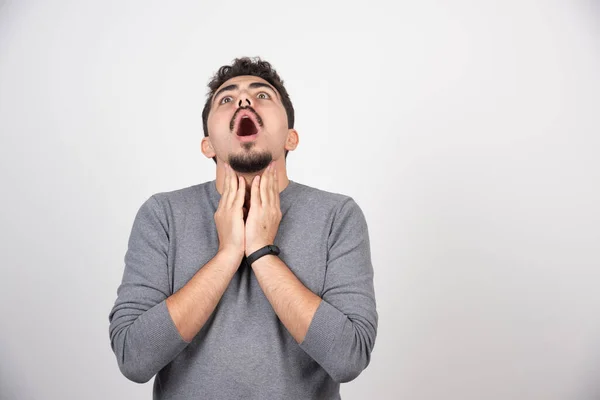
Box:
257, 92, 271, 100
219, 96, 233, 105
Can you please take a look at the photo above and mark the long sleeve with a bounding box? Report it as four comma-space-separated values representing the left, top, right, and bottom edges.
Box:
298, 197, 378, 383
108, 195, 189, 384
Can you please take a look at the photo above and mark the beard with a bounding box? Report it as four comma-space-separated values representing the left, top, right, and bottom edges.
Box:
228, 145, 272, 174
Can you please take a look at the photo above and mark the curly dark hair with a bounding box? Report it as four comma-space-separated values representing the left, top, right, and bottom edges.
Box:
201, 57, 295, 164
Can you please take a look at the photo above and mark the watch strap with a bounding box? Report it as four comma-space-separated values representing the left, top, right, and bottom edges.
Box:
246, 244, 280, 266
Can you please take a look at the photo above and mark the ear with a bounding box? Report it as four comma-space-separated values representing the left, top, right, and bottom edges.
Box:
201, 136, 216, 158
284, 129, 299, 151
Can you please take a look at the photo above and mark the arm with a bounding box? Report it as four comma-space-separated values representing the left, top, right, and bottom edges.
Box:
166, 250, 241, 342
108, 195, 242, 383
300, 197, 378, 383
250, 256, 322, 343
252, 197, 378, 383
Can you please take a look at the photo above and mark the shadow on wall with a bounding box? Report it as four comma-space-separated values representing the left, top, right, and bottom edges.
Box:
0, 343, 36, 400
578, 335, 600, 400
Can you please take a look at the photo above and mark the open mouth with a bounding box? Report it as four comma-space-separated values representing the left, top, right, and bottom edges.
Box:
232, 108, 263, 140
236, 116, 258, 137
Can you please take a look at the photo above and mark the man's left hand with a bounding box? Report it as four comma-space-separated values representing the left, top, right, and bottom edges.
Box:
245, 162, 282, 256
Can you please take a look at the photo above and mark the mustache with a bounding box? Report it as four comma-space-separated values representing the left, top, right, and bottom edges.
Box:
230, 106, 264, 132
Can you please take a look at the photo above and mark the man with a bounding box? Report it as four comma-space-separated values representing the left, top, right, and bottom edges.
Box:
108, 57, 378, 399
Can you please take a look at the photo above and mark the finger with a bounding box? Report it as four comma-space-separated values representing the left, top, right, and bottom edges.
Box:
271, 164, 277, 203
228, 164, 238, 207
251, 174, 261, 210
234, 175, 245, 211
260, 164, 269, 206
266, 163, 274, 206
273, 167, 280, 209
222, 163, 230, 206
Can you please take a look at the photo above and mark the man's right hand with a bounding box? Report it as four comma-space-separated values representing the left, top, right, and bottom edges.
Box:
214, 163, 246, 262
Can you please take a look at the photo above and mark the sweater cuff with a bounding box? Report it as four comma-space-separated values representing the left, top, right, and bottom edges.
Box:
121, 300, 190, 382
143, 299, 191, 347
299, 299, 346, 365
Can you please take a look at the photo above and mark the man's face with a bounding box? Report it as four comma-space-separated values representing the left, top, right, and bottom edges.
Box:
206, 75, 290, 173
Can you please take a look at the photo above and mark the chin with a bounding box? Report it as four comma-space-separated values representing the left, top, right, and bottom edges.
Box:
228, 150, 272, 174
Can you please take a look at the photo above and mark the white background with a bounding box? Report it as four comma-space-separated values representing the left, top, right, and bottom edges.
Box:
1, 1, 599, 399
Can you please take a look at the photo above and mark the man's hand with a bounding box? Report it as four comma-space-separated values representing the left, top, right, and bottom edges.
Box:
214, 163, 246, 261
245, 162, 282, 256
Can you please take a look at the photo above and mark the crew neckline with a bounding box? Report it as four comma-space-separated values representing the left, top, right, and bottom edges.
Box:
207, 178, 299, 210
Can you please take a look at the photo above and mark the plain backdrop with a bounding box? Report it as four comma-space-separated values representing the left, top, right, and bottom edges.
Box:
1, 1, 599, 399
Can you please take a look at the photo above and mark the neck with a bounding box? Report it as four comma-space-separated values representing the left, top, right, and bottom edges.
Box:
215, 159, 290, 198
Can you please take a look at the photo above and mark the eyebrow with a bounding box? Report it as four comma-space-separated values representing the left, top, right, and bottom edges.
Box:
212, 82, 279, 104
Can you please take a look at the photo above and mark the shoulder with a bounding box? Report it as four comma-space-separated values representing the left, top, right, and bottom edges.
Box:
291, 181, 365, 218
292, 183, 370, 250
147, 181, 212, 208
132, 181, 214, 222
151, 181, 208, 201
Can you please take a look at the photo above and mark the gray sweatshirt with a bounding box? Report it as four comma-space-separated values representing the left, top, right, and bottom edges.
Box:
108, 179, 378, 399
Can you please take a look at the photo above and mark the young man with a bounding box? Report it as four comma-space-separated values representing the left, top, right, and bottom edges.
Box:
108, 57, 378, 399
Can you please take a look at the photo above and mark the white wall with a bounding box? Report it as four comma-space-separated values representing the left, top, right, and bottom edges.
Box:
1, 1, 599, 399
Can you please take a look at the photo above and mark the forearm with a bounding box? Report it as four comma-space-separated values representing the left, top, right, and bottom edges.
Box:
251, 244, 377, 383
166, 250, 242, 342
250, 254, 321, 343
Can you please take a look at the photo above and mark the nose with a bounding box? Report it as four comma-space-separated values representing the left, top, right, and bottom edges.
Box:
238, 98, 251, 108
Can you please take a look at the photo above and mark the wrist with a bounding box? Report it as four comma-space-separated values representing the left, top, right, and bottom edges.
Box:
246, 244, 280, 267
246, 243, 269, 257
250, 254, 278, 269
216, 248, 244, 266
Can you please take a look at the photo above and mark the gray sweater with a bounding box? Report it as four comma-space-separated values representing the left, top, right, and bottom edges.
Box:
108, 179, 378, 399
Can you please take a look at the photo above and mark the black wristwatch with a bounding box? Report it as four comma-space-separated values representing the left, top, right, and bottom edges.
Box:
246, 245, 280, 266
